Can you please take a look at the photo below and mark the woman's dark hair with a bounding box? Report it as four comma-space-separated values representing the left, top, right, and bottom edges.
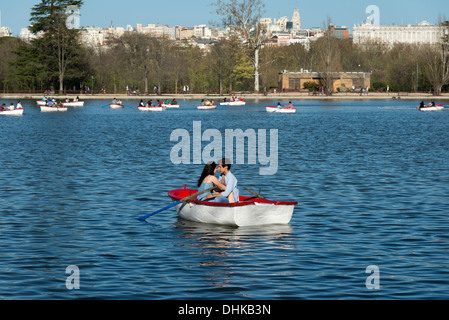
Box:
197, 161, 216, 187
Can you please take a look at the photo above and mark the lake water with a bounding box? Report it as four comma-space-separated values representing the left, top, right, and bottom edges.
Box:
0, 98, 448, 300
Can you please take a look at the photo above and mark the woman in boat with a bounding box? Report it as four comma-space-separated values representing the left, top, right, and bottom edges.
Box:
197, 161, 227, 201
419, 101, 425, 109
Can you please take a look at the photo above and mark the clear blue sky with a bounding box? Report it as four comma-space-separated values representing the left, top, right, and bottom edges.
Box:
1, 0, 448, 35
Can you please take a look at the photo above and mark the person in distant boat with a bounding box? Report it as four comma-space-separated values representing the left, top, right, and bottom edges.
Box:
286, 101, 294, 109
419, 101, 425, 109
139, 100, 144, 107
172, 98, 177, 105
1, 103, 6, 111
112, 98, 117, 104
197, 161, 227, 201
17, 101, 22, 109
277, 102, 282, 109
215, 158, 239, 203
200, 99, 205, 106
429, 100, 435, 107
223, 97, 228, 102
8, 103, 15, 110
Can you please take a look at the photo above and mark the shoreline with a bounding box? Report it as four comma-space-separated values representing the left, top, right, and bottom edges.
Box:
1, 92, 449, 101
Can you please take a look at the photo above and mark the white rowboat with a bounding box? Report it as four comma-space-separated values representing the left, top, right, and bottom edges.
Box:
197, 105, 217, 110
418, 104, 445, 111
162, 104, 180, 108
40, 106, 68, 112
220, 101, 246, 106
37, 100, 84, 107
109, 104, 124, 109
168, 188, 297, 227
266, 105, 296, 113
63, 101, 84, 107
0, 108, 24, 116
138, 106, 166, 112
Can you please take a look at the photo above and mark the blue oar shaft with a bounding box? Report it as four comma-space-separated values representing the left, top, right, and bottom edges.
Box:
137, 201, 180, 221
137, 186, 216, 222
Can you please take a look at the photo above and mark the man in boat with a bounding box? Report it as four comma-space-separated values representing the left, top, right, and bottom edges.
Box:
214, 158, 239, 203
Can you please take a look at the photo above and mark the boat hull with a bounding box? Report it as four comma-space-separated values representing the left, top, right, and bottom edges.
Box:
63, 101, 84, 107
266, 106, 296, 113
138, 106, 166, 111
168, 189, 297, 227
0, 108, 24, 115
40, 106, 68, 112
220, 101, 246, 106
162, 104, 180, 108
197, 105, 217, 110
109, 104, 124, 109
418, 105, 445, 111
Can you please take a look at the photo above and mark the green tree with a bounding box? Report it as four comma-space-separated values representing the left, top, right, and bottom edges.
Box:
29, 0, 84, 93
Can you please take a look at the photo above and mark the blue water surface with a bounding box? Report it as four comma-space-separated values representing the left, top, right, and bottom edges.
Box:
0, 98, 448, 299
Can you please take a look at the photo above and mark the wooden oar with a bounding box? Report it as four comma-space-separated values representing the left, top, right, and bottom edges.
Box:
244, 187, 264, 199
137, 186, 216, 222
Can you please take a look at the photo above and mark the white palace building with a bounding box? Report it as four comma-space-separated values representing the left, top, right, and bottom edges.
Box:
353, 19, 442, 46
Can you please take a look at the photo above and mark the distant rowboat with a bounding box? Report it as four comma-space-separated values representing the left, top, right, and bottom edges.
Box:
109, 104, 124, 109
40, 105, 68, 112
162, 103, 180, 108
220, 101, 246, 106
138, 105, 166, 112
197, 105, 217, 110
418, 104, 445, 111
0, 108, 24, 116
37, 100, 84, 107
266, 105, 296, 113
63, 101, 84, 107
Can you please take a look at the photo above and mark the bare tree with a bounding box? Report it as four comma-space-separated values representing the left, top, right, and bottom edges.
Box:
421, 21, 449, 95
310, 18, 341, 95
213, 0, 268, 92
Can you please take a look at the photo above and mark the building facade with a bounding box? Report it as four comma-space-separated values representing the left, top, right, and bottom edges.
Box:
278, 71, 371, 93
353, 20, 442, 46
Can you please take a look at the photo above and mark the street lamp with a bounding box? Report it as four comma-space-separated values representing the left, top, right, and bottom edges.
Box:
91, 76, 94, 96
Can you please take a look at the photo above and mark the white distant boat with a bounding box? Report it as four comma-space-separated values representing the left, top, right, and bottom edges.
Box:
0, 108, 24, 116
167, 188, 297, 227
197, 105, 217, 110
220, 100, 246, 106
162, 103, 180, 108
417, 104, 445, 112
138, 106, 166, 112
109, 104, 124, 109
63, 101, 84, 107
266, 105, 296, 113
41, 105, 68, 112
37, 99, 84, 107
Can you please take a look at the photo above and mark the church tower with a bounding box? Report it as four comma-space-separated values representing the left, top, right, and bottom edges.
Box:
292, 3, 301, 30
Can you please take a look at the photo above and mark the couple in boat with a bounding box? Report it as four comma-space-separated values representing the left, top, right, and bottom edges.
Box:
197, 158, 239, 203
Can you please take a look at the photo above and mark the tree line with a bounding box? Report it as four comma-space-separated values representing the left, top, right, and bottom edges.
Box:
0, 0, 448, 95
